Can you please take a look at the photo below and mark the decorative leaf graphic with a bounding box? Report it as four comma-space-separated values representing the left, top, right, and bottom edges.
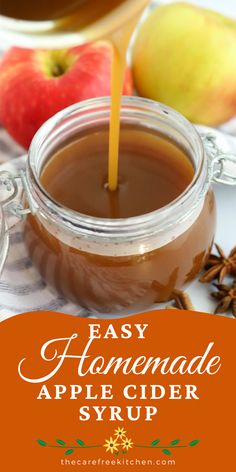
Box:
189, 440, 199, 447
36, 430, 201, 457
162, 449, 171, 456
37, 440, 47, 447
170, 440, 180, 445
151, 439, 161, 446
65, 449, 74, 456
76, 439, 85, 446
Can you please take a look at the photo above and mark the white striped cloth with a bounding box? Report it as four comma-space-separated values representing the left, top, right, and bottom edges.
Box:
0, 130, 93, 320
0, 125, 236, 321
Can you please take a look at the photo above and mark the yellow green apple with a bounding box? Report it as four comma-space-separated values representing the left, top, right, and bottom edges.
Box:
132, 2, 236, 125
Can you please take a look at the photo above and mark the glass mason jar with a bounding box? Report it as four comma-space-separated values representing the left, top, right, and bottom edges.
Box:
0, 0, 150, 50
0, 97, 236, 314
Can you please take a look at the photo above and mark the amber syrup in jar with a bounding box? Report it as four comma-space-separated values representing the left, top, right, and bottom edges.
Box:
24, 123, 216, 312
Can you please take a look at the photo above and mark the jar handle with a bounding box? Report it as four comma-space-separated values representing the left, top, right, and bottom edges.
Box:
0, 205, 10, 278
201, 133, 236, 186
0, 170, 31, 277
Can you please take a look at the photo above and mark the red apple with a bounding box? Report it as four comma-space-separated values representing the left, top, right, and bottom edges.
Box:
0, 42, 133, 149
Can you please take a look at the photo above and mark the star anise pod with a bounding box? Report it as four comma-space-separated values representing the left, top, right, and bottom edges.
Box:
166, 290, 195, 311
211, 280, 236, 318
200, 244, 236, 283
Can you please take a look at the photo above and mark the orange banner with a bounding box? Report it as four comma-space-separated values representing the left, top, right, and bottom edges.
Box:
0, 310, 235, 471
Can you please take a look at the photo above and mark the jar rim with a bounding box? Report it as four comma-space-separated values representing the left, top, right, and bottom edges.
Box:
27, 96, 209, 241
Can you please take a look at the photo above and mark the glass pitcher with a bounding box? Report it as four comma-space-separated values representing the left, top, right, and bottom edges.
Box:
0, 0, 151, 49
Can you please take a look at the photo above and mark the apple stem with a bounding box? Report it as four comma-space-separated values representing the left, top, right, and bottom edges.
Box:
52, 64, 65, 77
